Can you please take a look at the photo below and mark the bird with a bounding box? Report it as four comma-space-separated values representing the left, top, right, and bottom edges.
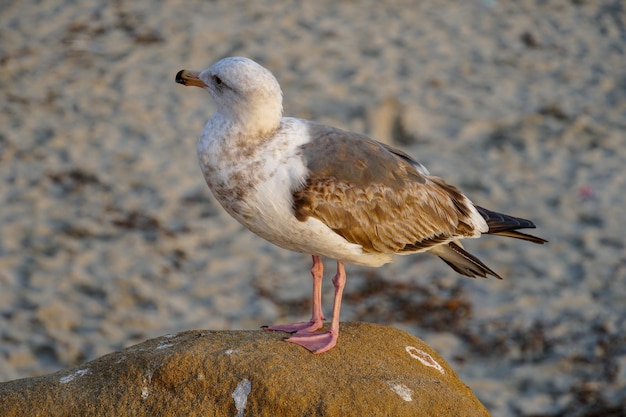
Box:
175, 57, 547, 354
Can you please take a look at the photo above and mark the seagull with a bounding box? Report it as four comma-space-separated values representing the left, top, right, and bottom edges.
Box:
175, 57, 546, 354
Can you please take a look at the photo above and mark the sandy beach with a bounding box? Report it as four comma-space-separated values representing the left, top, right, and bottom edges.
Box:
1, 1, 625, 415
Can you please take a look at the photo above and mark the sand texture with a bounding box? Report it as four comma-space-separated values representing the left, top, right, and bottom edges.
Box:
1, 1, 625, 416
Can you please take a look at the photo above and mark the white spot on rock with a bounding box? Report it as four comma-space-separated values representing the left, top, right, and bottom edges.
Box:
405, 346, 445, 374
232, 379, 252, 417
156, 342, 174, 350
225, 349, 239, 355
140, 369, 153, 401
143, 369, 153, 385
59, 368, 90, 384
387, 381, 413, 401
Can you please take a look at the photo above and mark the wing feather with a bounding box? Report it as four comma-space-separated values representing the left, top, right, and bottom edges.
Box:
294, 123, 482, 254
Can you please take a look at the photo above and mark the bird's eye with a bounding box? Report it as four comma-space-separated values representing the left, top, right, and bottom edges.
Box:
213, 75, 224, 86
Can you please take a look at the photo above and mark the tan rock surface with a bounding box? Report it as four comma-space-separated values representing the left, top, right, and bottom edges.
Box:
0, 322, 489, 417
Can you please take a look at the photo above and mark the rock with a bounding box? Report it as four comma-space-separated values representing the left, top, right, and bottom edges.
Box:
0, 322, 489, 416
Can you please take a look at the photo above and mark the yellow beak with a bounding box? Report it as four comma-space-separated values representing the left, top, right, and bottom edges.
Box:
175, 69, 207, 88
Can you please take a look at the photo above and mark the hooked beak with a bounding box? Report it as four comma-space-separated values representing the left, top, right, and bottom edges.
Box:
175, 69, 207, 88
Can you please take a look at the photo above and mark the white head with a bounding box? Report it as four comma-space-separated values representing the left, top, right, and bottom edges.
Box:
176, 57, 283, 138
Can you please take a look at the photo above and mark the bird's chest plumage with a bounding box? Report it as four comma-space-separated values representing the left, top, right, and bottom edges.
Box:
201, 146, 264, 217
196, 120, 308, 238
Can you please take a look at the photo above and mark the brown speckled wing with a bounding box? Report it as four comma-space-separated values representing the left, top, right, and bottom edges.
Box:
294, 122, 478, 254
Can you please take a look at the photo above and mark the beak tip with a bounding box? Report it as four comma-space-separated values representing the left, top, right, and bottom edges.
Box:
175, 69, 206, 88
175, 69, 186, 85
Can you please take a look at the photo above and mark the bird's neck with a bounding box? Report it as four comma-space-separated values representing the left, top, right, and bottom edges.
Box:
218, 99, 282, 141
202, 114, 278, 154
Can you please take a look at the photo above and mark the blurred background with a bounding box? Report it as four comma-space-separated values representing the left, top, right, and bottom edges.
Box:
1, 1, 625, 415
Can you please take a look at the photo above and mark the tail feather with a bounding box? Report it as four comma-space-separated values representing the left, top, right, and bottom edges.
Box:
430, 241, 502, 280
491, 230, 547, 244
475, 205, 547, 244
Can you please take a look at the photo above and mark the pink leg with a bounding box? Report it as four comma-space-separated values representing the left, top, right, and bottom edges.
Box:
262, 255, 326, 333
286, 261, 346, 353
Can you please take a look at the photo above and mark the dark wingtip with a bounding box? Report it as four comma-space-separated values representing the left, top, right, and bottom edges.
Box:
476, 205, 543, 234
